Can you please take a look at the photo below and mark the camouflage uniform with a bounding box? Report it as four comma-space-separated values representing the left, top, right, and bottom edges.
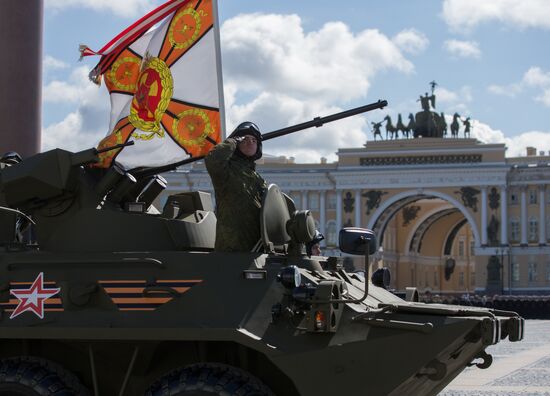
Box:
205, 138, 266, 252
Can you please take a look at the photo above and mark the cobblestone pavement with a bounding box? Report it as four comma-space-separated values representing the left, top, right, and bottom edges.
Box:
440, 320, 550, 395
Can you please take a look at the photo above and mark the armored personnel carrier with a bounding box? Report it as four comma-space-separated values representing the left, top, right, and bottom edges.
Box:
0, 144, 524, 396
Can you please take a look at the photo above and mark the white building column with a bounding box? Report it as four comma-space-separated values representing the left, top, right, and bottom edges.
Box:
481, 187, 488, 246
319, 191, 326, 247
336, 189, 342, 234
520, 186, 528, 246
354, 189, 361, 227
500, 185, 508, 246
540, 185, 547, 245
301, 190, 308, 212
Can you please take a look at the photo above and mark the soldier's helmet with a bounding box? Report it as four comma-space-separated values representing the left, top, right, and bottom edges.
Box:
306, 230, 325, 256
229, 121, 263, 161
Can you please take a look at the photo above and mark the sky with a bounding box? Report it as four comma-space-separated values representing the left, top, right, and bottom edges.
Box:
42, 0, 550, 162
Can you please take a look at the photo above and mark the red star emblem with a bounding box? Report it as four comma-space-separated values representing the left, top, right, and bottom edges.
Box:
9, 273, 60, 319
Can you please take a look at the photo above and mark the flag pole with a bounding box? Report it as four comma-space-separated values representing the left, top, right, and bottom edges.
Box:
212, 0, 226, 139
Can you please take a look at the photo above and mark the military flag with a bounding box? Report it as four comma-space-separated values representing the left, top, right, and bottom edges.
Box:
80, 0, 225, 168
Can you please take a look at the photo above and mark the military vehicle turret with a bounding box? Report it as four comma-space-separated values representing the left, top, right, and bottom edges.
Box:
0, 111, 524, 395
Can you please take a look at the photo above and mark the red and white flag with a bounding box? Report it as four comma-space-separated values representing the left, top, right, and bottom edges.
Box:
81, 0, 225, 168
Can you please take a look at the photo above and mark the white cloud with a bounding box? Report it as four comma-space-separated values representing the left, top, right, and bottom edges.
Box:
43, 55, 69, 72
392, 29, 429, 54
42, 65, 110, 152
220, 13, 416, 162
487, 83, 522, 97
226, 87, 368, 163
45, 0, 158, 18
221, 14, 414, 103
465, 120, 550, 157
505, 131, 550, 157
432, 86, 473, 115
442, 0, 550, 32
43, 66, 104, 104
443, 40, 481, 59
488, 66, 550, 106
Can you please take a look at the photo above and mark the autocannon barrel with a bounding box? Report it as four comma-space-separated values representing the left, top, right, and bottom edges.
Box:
133, 99, 388, 179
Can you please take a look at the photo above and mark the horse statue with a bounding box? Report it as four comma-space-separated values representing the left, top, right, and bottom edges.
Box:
403, 113, 415, 139
450, 113, 461, 138
462, 117, 472, 138
371, 121, 383, 141
438, 112, 448, 137
383, 115, 398, 140
395, 114, 407, 139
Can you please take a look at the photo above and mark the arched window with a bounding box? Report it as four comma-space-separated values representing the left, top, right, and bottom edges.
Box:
326, 221, 337, 246
510, 217, 520, 242
528, 217, 538, 242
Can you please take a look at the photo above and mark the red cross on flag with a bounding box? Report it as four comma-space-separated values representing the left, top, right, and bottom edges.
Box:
80, 0, 225, 169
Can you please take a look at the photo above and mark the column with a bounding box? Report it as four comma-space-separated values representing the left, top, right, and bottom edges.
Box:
540, 185, 547, 245
301, 190, 308, 212
500, 185, 508, 246
354, 189, 361, 227
336, 189, 342, 234
319, 191, 326, 247
520, 186, 528, 246
0, 0, 43, 158
481, 187, 488, 246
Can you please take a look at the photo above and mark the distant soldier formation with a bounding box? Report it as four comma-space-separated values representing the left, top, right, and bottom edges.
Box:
371, 81, 474, 140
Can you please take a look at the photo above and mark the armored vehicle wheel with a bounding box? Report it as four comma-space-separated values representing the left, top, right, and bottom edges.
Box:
146, 363, 275, 396
0, 357, 89, 396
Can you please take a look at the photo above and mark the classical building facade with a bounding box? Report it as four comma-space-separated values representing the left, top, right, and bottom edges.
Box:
159, 138, 550, 296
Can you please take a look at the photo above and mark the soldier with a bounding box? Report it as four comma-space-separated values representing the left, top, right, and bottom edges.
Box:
205, 122, 267, 252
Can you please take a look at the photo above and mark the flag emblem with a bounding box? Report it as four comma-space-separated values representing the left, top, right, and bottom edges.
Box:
129, 56, 173, 135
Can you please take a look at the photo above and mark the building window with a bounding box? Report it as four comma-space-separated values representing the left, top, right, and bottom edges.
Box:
470, 241, 475, 256
528, 257, 537, 282
512, 256, 520, 282
528, 217, 538, 242
327, 193, 337, 210
529, 189, 537, 204
459, 272, 464, 287
308, 193, 319, 210
510, 218, 520, 242
326, 221, 337, 246
458, 240, 465, 257
510, 191, 518, 205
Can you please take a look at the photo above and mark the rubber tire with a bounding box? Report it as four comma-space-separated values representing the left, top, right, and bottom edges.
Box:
145, 363, 275, 396
0, 357, 89, 396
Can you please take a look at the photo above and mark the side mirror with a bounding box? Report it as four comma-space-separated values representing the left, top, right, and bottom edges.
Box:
339, 228, 377, 255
